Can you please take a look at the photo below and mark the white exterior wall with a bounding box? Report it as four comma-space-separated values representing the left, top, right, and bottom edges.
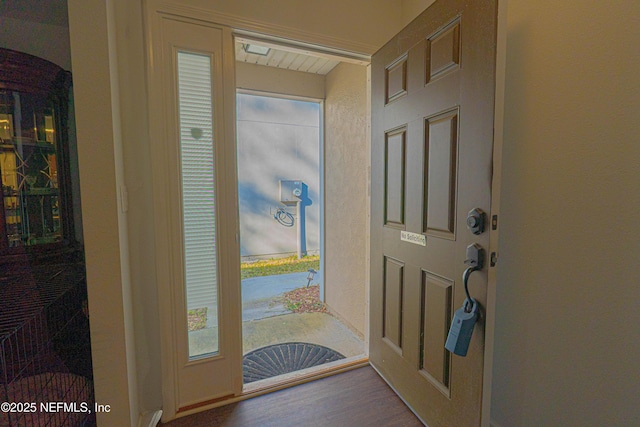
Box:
236, 93, 321, 257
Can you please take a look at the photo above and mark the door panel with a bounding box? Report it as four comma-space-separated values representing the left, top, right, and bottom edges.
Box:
385, 55, 408, 103
424, 108, 459, 239
370, 1, 497, 426
384, 128, 407, 228
420, 271, 453, 396
383, 256, 405, 352
426, 18, 461, 82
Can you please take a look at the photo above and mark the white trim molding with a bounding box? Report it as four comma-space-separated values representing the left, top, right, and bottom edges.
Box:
482, 1, 508, 426
138, 410, 163, 427
148, 0, 377, 57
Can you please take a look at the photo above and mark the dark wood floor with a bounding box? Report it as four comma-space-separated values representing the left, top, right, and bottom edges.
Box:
160, 366, 423, 427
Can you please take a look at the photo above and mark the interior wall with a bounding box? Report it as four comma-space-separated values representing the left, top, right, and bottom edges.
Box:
110, 0, 163, 419
400, 0, 435, 26
491, 1, 640, 426
0, 16, 71, 70
324, 62, 368, 336
170, 0, 402, 54
67, 0, 138, 425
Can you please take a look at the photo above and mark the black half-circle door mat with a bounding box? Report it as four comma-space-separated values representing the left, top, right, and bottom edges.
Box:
243, 342, 345, 383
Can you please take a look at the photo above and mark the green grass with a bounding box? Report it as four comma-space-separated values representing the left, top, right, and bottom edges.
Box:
241, 255, 320, 279
284, 301, 302, 312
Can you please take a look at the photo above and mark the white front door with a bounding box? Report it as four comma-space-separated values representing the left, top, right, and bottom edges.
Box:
370, 1, 500, 425
146, 9, 242, 419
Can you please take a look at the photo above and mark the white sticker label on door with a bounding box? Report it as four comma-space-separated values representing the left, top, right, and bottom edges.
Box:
400, 231, 426, 246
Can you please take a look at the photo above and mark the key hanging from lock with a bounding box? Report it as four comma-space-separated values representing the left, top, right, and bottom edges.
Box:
445, 244, 484, 357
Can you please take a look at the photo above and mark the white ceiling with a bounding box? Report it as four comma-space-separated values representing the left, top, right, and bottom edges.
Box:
235, 40, 341, 76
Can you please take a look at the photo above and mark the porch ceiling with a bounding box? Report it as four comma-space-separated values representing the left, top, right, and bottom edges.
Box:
235, 39, 340, 75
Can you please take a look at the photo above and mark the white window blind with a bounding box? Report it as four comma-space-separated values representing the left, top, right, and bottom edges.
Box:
177, 51, 219, 357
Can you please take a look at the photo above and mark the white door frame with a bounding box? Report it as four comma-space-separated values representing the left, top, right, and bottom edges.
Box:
145, 5, 242, 420
144, 0, 371, 421
144, 0, 505, 424
481, 1, 508, 425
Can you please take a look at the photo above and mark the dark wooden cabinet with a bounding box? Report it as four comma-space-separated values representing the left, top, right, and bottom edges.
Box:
0, 48, 78, 262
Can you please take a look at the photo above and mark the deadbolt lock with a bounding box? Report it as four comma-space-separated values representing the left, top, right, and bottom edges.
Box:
466, 208, 486, 235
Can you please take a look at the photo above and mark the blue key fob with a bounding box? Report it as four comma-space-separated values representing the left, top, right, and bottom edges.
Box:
445, 298, 479, 357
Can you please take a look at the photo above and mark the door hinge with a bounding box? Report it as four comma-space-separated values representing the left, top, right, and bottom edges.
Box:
490, 252, 498, 267
492, 214, 498, 231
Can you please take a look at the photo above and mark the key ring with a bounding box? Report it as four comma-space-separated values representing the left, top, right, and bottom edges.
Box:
464, 297, 476, 313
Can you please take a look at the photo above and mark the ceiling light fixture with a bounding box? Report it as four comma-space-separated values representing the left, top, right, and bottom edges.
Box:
242, 44, 271, 56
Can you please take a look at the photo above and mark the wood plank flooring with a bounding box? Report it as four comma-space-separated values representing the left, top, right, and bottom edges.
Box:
160, 366, 423, 427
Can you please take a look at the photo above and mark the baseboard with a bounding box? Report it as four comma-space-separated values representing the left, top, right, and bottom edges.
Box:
138, 410, 163, 427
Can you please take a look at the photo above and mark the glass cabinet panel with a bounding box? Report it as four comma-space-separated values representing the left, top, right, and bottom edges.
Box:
0, 48, 75, 255
0, 91, 62, 247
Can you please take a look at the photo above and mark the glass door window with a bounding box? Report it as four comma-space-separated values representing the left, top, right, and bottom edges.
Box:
177, 51, 220, 358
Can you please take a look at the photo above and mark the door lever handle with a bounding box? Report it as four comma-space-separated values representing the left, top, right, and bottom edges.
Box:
463, 266, 481, 312
463, 243, 484, 312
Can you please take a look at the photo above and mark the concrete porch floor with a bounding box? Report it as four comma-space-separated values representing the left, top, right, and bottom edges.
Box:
189, 272, 365, 360
242, 311, 364, 356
